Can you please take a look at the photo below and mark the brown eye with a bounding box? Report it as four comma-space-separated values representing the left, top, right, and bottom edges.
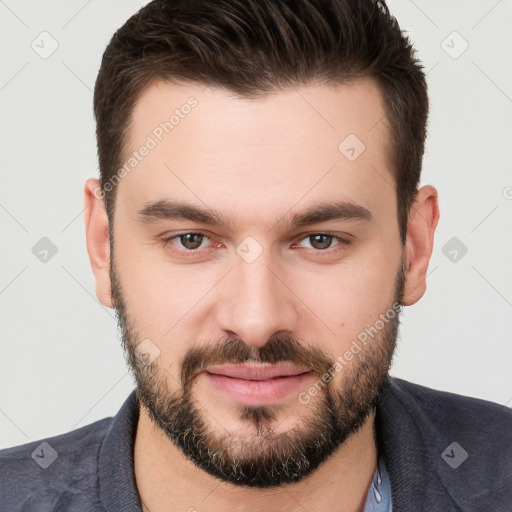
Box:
161, 231, 217, 258
295, 233, 351, 252
307, 234, 337, 250
178, 233, 205, 250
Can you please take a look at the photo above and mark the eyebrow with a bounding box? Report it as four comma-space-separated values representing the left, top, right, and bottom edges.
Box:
136, 199, 372, 230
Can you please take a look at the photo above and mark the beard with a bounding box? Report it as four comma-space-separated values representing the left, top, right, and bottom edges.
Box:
110, 253, 406, 489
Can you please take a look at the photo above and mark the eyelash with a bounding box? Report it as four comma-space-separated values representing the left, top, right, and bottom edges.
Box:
160, 231, 352, 257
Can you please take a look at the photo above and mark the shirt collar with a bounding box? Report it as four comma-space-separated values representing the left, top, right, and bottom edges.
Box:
98, 389, 142, 512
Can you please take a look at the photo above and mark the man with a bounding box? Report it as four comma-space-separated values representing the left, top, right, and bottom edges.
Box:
1, 0, 510, 510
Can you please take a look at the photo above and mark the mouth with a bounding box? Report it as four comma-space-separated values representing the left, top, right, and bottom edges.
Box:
206, 362, 311, 380
203, 363, 314, 405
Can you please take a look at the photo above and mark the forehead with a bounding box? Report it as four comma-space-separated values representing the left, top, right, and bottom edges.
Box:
116, 78, 395, 230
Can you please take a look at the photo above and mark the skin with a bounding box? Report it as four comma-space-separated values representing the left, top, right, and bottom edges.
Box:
84, 78, 439, 511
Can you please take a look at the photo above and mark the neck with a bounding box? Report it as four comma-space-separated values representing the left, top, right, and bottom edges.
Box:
134, 407, 378, 512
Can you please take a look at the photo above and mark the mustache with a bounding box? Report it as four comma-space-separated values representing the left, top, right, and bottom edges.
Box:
181, 334, 334, 390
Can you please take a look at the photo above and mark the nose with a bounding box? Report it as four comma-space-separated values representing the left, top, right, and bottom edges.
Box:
215, 250, 301, 349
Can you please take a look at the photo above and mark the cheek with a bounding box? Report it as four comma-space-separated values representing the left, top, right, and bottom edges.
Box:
291, 247, 400, 348
113, 231, 207, 330
113, 236, 221, 382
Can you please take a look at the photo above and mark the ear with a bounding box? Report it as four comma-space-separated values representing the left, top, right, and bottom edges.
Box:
402, 185, 440, 306
83, 178, 113, 308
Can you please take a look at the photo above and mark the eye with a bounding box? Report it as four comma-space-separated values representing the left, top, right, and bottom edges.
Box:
164, 232, 212, 251
160, 231, 352, 257
296, 233, 351, 251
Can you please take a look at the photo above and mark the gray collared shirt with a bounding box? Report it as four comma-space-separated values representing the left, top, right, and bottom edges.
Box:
1, 376, 511, 511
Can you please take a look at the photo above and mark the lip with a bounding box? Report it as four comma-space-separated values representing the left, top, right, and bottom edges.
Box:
205, 363, 311, 380
204, 363, 313, 406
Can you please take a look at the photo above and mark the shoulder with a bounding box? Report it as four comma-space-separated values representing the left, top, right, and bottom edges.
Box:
378, 377, 512, 507
0, 416, 112, 511
386, 376, 512, 435
383, 376, 512, 480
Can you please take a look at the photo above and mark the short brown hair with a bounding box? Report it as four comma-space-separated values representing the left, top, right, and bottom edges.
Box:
94, 0, 428, 243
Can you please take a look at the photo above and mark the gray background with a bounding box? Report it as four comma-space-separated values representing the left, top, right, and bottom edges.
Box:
1, 0, 511, 449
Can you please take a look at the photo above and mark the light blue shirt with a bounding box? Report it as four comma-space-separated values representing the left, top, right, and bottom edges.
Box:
362, 456, 392, 512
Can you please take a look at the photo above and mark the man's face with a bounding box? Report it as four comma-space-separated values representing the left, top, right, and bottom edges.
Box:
109, 79, 405, 487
